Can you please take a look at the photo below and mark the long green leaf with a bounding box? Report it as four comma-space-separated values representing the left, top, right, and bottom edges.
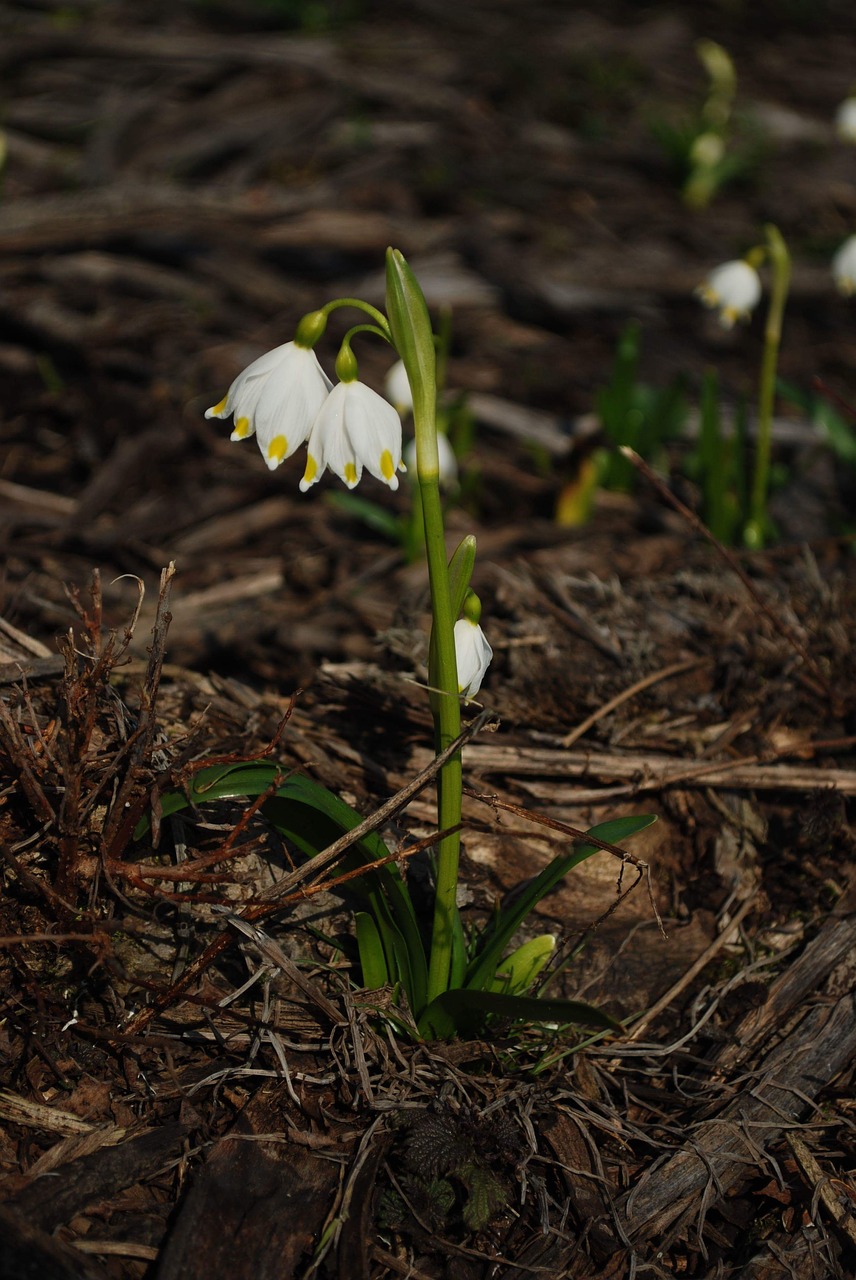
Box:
356, 912, 390, 989
133, 762, 428, 1011
465, 814, 656, 992
488, 933, 555, 996
417, 988, 623, 1040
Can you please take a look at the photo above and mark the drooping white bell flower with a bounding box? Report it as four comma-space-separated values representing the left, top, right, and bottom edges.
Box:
696, 259, 762, 328
402, 432, 459, 488
832, 235, 856, 295
453, 617, 493, 699
205, 341, 333, 472
300, 379, 405, 492
835, 97, 856, 143
384, 359, 414, 416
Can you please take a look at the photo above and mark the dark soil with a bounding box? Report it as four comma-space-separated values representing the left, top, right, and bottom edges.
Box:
1, 2, 856, 1277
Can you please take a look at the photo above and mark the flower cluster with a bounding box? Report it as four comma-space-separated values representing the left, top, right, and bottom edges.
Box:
207, 299, 492, 701
206, 341, 405, 492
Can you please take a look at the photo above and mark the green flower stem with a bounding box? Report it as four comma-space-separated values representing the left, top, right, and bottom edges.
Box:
321, 297, 391, 337
419, 467, 463, 1004
746, 224, 790, 548
384, 248, 463, 1005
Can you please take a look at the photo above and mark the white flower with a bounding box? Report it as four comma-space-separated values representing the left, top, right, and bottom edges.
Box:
454, 618, 493, 698
836, 97, 856, 142
384, 359, 413, 415
205, 341, 333, 471
402, 432, 459, 488
696, 260, 762, 328
300, 380, 405, 492
832, 236, 856, 295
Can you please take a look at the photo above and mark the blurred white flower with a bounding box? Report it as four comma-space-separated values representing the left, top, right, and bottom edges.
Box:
402, 432, 459, 488
300, 380, 405, 492
384, 359, 414, 415
696, 259, 762, 328
832, 235, 856, 295
205, 341, 332, 472
454, 618, 493, 698
835, 96, 856, 142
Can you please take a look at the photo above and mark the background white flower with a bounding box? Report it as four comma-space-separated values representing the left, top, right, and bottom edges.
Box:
205, 341, 332, 471
835, 97, 856, 143
832, 236, 856, 295
696, 259, 762, 328
454, 617, 493, 698
300, 380, 404, 491
402, 432, 458, 488
384, 359, 414, 415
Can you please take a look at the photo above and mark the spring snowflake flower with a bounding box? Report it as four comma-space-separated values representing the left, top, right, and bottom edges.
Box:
696, 260, 762, 328
835, 97, 856, 143
454, 618, 493, 698
300, 380, 405, 492
384, 359, 414, 415
832, 236, 856, 295
205, 341, 333, 471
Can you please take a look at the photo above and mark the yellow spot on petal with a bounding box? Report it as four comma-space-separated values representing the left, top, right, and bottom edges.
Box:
380, 449, 395, 481
208, 396, 228, 416
267, 434, 288, 464
232, 416, 251, 439
344, 462, 358, 486
303, 454, 318, 485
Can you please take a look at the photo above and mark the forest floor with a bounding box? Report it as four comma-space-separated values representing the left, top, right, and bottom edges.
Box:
1, 2, 856, 1277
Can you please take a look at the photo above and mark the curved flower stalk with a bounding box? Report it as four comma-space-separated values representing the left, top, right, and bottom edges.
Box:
696, 259, 761, 328
205, 340, 332, 471
682, 40, 737, 209
832, 236, 856, 295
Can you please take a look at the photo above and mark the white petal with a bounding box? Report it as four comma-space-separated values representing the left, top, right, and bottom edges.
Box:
344, 383, 403, 490
302, 381, 403, 491
454, 618, 493, 698
832, 236, 856, 295
206, 341, 332, 468
836, 97, 856, 143
301, 383, 356, 490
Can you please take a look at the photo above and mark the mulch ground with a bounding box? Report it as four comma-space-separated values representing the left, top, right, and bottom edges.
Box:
1, 2, 856, 1277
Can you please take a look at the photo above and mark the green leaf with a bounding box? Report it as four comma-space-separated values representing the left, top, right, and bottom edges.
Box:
133, 762, 428, 1013
460, 1164, 507, 1230
326, 490, 403, 541
356, 912, 390, 989
132, 760, 275, 838
465, 814, 656, 993
449, 905, 467, 989
447, 535, 477, 621
417, 987, 623, 1040
488, 933, 555, 996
